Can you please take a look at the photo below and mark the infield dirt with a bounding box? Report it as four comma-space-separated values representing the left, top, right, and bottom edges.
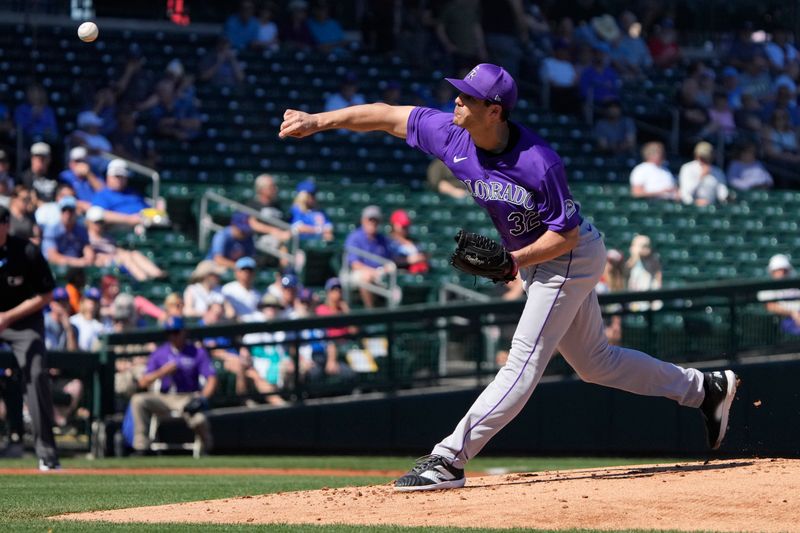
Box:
56, 458, 799, 531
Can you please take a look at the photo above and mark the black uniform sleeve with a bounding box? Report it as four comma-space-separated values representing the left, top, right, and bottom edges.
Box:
24, 241, 56, 295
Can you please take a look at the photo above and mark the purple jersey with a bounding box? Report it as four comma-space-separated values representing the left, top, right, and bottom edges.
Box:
406, 107, 581, 251
146, 342, 216, 394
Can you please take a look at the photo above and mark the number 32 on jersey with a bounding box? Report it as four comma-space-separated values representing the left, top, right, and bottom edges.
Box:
507, 210, 540, 236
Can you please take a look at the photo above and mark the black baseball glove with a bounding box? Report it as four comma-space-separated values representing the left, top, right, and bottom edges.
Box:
183, 396, 210, 416
450, 229, 518, 283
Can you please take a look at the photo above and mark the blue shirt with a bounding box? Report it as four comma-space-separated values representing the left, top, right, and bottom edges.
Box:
207, 226, 255, 262
344, 227, 393, 268
405, 107, 580, 251
59, 169, 104, 202
290, 205, 332, 240
14, 103, 58, 138
224, 14, 259, 50
146, 342, 215, 393
307, 18, 344, 46
43, 223, 89, 259
91, 187, 148, 214
579, 65, 620, 103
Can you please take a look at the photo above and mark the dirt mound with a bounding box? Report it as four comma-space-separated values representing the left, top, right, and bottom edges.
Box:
56, 458, 800, 531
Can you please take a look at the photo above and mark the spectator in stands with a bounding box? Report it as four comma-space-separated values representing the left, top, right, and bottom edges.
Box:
426, 80, 456, 113
610, 11, 652, 77
764, 28, 798, 72
435, 0, 488, 71
647, 19, 680, 69
35, 183, 76, 249
70, 289, 104, 352
762, 109, 800, 165
678, 75, 711, 143
221, 256, 262, 319
8, 186, 39, 243
20, 142, 57, 203
276, 272, 300, 310
85, 206, 166, 281
679, 141, 729, 206
0, 103, 13, 148
629, 142, 678, 200
307, 0, 348, 56
593, 100, 636, 155
726, 24, 762, 70
292, 288, 354, 383
579, 48, 620, 106
162, 293, 184, 323
627, 234, 662, 311
87, 87, 118, 138
14, 84, 58, 145
99, 274, 120, 326
427, 159, 467, 199
71, 111, 112, 173
91, 159, 148, 226
324, 73, 366, 113
247, 174, 291, 251
224, 0, 259, 51
58, 147, 104, 203
111, 111, 155, 167
727, 142, 774, 190
540, 40, 581, 115
596, 248, 626, 345
381, 81, 403, 106
290, 179, 333, 241
139, 60, 202, 141
758, 254, 800, 336
44, 287, 78, 351
200, 36, 245, 88
735, 92, 765, 133
315, 277, 354, 338
0, 150, 14, 197
246, 294, 292, 391
388, 209, 429, 274
184, 260, 229, 319
721, 66, 743, 110
207, 212, 256, 270
43, 196, 94, 268
130, 317, 217, 454
280, 0, 314, 50
253, 2, 280, 50
773, 62, 800, 97
700, 91, 737, 142
480, 0, 527, 78
343, 205, 395, 308
64, 267, 86, 315
114, 44, 155, 109
760, 84, 800, 127
739, 56, 773, 101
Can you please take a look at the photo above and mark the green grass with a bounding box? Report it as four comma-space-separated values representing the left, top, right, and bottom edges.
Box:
0, 455, 691, 532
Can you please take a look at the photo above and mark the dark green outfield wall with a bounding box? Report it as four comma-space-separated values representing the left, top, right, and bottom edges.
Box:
207, 360, 800, 457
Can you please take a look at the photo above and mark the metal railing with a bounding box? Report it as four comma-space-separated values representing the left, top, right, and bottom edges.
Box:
340, 245, 401, 308
198, 190, 300, 265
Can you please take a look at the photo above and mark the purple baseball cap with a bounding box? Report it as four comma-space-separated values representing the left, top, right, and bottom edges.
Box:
445, 64, 518, 111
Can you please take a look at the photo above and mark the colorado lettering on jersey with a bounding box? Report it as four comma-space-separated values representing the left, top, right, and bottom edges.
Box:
462, 179, 535, 210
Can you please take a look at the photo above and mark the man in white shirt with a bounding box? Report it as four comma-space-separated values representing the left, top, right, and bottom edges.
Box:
679, 141, 729, 206
629, 141, 679, 199
757, 254, 800, 335
221, 256, 262, 320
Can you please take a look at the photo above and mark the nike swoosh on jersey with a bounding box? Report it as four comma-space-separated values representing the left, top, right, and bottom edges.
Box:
453, 155, 468, 163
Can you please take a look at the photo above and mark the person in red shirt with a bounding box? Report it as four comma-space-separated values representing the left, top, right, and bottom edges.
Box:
315, 277, 355, 339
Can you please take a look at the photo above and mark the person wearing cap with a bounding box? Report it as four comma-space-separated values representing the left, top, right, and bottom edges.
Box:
130, 316, 217, 453
610, 11, 652, 78
85, 205, 167, 281
221, 256, 262, 319
629, 141, 679, 200
758, 254, 800, 336
44, 287, 78, 352
184, 260, 230, 318
315, 277, 355, 340
388, 209, 429, 274
71, 110, 112, 159
42, 196, 94, 268
678, 141, 729, 206
290, 179, 333, 241
281, 62, 740, 491
58, 146, 105, 203
247, 174, 291, 246
579, 47, 621, 106
13, 83, 58, 145
69, 288, 104, 352
8, 185, 40, 243
224, 0, 259, 51
90, 159, 148, 225
324, 72, 366, 115
20, 141, 58, 203
0, 204, 62, 469
307, 0, 347, 56
343, 205, 395, 308
727, 142, 774, 191
207, 212, 257, 270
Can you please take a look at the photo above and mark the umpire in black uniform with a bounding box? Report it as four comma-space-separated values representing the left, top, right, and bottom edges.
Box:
0, 205, 60, 470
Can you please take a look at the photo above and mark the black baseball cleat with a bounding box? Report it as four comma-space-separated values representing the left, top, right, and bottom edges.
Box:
38, 458, 62, 472
394, 454, 466, 492
700, 370, 739, 450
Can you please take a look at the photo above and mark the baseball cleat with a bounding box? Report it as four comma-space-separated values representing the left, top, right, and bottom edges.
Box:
394, 454, 465, 492
700, 370, 739, 450
38, 458, 62, 472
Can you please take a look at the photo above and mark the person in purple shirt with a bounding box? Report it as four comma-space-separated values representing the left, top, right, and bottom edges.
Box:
279, 63, 739, 491
129, 316, 217, 453
343, 205, 395, 308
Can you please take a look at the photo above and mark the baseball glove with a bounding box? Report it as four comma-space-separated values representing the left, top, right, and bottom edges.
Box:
183, 396, 210, 416
450, 229, 518, 283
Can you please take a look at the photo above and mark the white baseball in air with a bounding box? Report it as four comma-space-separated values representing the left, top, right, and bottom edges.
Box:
77, 22, 98, 43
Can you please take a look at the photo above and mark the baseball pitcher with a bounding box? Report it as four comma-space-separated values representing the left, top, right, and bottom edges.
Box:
279, 63, 738, 491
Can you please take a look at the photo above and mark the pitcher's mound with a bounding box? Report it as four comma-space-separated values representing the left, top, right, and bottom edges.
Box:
56, 458, 800, 531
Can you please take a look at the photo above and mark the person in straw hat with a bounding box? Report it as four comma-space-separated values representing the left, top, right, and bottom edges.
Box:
184, 259, 232, 318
